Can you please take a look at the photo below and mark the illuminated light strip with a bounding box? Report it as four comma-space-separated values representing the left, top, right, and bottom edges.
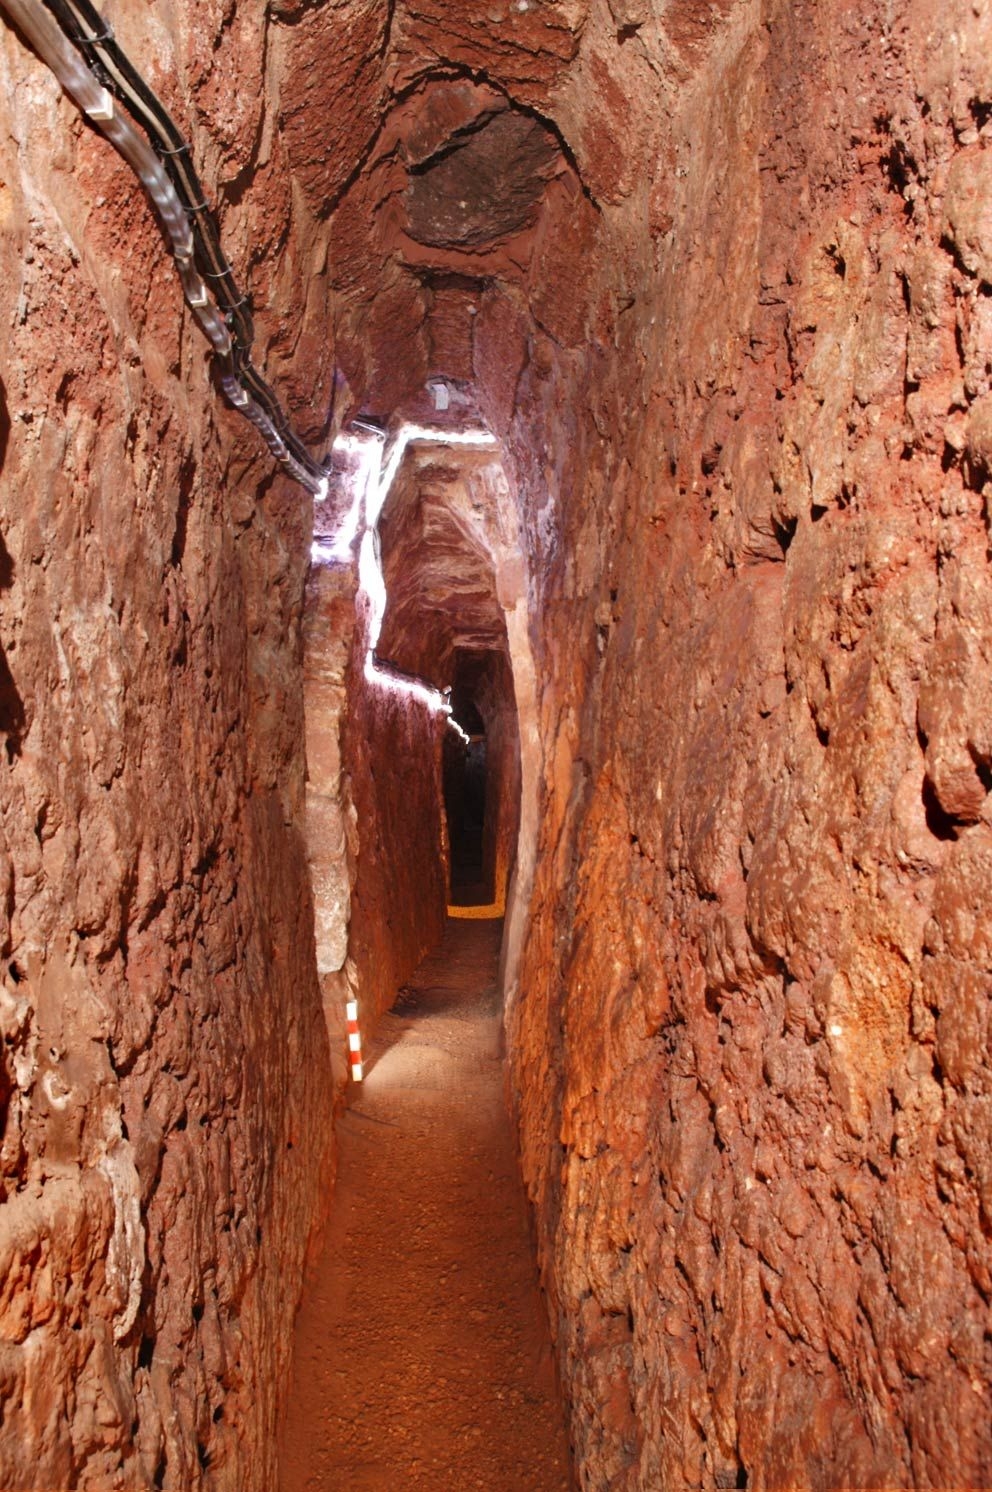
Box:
346, 998, 363, 1083
362, 425, 497, 714
310, 422, 498, 723
308, 433, 382, 566
364, 655, 449, 711
331, 435, 382, 558
369, 423, 497, 526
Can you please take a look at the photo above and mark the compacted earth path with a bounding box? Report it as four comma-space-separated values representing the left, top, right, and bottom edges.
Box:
278, 917, 574, 1491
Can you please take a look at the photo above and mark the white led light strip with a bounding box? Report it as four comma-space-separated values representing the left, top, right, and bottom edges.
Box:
312, 422, 496, 728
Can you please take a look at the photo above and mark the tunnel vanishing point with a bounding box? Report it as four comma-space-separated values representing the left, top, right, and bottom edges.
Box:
1, 0, 992, 1487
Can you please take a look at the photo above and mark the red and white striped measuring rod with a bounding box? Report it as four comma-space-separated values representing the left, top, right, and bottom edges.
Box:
346, 999, 364, 1082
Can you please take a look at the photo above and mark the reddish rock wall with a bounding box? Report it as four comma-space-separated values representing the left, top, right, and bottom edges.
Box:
269, 2, 992, 1480
0, 4, 335, 1486
501, 1, 992, 1487
342, 657, 449, 1025
303, 557, 359, 1090
5, 0, 992, 1486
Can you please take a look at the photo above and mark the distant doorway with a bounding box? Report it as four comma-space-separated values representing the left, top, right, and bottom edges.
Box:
442, 649, 519, 911
443, 699, 490, 905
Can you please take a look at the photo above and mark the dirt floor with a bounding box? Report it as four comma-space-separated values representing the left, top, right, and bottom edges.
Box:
278, 916, 574, 1491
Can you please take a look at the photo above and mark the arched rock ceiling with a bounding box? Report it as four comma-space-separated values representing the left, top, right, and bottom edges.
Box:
320, 72, 596, 422
376, 447, 513, 686
283, 0, 733, 681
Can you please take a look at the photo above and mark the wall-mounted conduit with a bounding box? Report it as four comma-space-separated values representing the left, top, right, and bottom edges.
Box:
0, 0, 329, 496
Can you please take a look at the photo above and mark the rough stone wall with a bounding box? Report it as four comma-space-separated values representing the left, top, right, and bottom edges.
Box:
504, 0, 992, 1487
342, 655, 449, 1025
8, 0, 990, 1486
303, 559, 359, 1091
0, 4, 335, 1486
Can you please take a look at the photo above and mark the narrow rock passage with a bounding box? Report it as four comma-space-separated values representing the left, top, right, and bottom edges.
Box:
278, 918, 573, 1491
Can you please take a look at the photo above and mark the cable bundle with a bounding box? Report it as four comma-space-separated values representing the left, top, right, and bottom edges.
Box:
0, 0, 329, 495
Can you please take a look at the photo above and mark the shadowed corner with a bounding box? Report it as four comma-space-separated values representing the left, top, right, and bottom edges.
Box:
0, 376, 26, 761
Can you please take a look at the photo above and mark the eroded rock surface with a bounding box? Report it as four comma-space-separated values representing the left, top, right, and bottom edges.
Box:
495, 4, 992, 1488
0, 4, 335, 1485
286, 0, 992, 1485
3, 0, 992, 1487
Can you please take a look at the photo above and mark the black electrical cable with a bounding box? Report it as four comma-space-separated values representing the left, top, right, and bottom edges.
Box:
40, 0, 255, 348
32, 0, 329, 491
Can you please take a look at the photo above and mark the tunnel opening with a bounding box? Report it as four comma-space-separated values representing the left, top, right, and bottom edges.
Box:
289, 401, 560, 1483
4, 0, 991, 1487
443, 646, 519, 909
303, 414, 534, 1071
444, 698, 488, 903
